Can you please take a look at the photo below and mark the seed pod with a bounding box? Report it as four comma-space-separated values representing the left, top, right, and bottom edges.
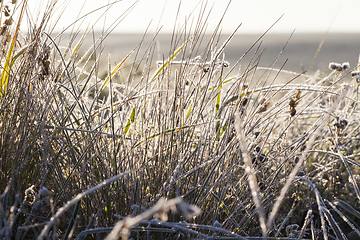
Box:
258, 101, 269, 113
222, 61, 229, 67
4, 6, 10, 17
4, 18, 13, 26
335, 63, 343, 71
340, 119, 348, 128
289, 98, 297, 108
0, 26, 6, 35
351, 71, 358, 77
290, 107, 296, 117
240, 97, 248, 107
329, 62, 337, 70
341, 62, 350, 70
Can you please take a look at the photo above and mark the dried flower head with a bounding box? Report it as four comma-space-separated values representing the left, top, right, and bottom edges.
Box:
351, 70, 360, 83
4, 18, 13, 26
329, 62, 337, 70
334, 119, 348, 134
351, 70, 360, 77
329, 62, 348, 71
0, 26, 6, 35
340, 119, 348, 128
341, 62, 350, 70
222, 61, 229, 68
25, 185, 36, 204
288, 98, 297, 108
335, 63, 343, 71
290, 107, 296, 117
4, 6, 10, 17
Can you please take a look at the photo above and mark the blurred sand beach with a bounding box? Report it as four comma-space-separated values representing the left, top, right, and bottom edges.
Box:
73, 32, 360, 77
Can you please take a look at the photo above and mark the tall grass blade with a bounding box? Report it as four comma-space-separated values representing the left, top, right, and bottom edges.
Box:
63, 201, 81, 240
151, 37, 192, 81
99, 49, 134, 93
0, 0, 26, 96
37, 170, 134, 240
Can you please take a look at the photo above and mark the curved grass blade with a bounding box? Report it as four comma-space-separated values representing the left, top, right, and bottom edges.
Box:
38, 169, 134, 240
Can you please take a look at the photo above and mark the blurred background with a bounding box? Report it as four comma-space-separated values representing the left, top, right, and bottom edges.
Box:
23, 0, 360, 73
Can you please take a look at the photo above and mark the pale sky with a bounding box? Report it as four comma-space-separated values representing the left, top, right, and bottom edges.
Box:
23, 0, 360, 34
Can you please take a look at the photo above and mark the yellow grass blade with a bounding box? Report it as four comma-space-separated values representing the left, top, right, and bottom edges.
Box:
72, 26, 89, 55
151, 37, 192, 81
0, 0, 26, 96
99, 49, 134, 93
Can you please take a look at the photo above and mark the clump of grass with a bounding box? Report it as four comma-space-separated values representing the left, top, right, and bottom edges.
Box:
1, 0, 360, 239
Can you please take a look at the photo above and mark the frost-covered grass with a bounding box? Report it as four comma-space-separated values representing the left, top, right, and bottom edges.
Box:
1, 1, 360, 239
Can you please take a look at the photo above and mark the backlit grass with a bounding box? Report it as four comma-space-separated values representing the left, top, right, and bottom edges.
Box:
1, 1, 360, 239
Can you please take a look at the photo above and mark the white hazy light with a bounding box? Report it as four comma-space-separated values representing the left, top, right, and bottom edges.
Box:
23, 0, 360, 34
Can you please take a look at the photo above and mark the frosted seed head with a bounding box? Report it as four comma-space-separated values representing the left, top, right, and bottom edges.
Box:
335, 63, 343, 71
341, 62, 350, 70
351, 70, 360, 77
329, 62, 337, 70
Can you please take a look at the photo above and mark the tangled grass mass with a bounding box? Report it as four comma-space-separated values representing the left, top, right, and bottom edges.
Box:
1, 0, 360, 239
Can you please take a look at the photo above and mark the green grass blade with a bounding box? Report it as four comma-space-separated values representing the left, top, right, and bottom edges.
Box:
124, 106, 136, 136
